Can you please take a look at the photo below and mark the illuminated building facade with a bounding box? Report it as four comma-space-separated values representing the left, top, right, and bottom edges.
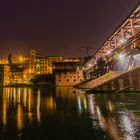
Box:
47, 56, 63, 74
0, 59, 8, 64
10, 64, 25, 84
0, 64, 10, 86
19, 49, 63, 80
0, 49, 83, 85
28, 49, 49, 75
54, 62, 84, 87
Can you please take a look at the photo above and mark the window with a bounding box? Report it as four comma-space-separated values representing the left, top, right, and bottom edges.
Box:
74, 79, 76, 82
59, 80, 61, 82
67, 79, 69, 82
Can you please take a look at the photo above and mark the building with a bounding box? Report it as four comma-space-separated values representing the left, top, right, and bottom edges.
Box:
28, 49, 49, 75
0, 64, 10, 86
54, 62, 84, 87
0, 59, 8, 64
10, 64, 25, 84
47, 56, 63, 74
19, 49, 63, 81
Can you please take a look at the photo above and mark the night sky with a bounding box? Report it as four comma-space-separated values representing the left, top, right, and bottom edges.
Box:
0, 0, 139, 58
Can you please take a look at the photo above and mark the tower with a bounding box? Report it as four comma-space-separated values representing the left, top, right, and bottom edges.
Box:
8, 53, 12, 64
30, 49, 36, 57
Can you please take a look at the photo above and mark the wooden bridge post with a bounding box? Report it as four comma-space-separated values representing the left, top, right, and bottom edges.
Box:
138, 72, 140, 90
118, 79, 124, 90
128, 74, 134, 90
111, 81, 115, 90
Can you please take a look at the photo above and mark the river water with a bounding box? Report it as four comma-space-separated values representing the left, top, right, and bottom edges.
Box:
0, 87, 140, 140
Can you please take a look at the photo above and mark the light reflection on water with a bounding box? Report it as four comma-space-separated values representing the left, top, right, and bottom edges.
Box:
0, 87, 140, 140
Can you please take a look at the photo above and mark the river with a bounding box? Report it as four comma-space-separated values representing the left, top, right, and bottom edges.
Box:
0, 87, 140, 140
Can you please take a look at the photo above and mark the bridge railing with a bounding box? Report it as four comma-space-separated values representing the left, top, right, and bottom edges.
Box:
84, 46, 140, 80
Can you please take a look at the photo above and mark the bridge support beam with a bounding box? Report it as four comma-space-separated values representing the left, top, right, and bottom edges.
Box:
111, 81, 115, 90
139, 75, 140, 90
103, 85, 107, 90
118, 79, 124, 90
128, 75, 134, 90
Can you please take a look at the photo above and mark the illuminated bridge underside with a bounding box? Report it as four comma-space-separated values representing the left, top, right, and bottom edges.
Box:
79, 66, 140, 91
95, 65, 140, 91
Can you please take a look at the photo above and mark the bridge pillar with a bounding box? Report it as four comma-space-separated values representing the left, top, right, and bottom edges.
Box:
118, 79, 124, 90
128, 75, 134, 90
103, 85, 107, 90
111, 81, 115, 90
138, 73, 140, 90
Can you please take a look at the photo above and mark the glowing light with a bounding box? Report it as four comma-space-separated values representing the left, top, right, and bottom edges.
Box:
19, 56, 24, 63
88, 63, 92, 67
120, 39, 124, 44
124, 38, 127, 43
82, 67, 85, 70
107, 50, 111, 55
76, 66, 79, 72
83, 98, 87, 110
37, 64, 40, 68
119, 53, 126, 59
119, 38, 127, 45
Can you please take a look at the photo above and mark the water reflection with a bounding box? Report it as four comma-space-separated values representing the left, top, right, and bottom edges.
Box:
17, 104, 23, 130
0, 87, 140, 140
56, 87, 87, 115
37, 89, 41, 123
87, 93, 140, 140
2, 97, 7, 126
87, 94, 122, 139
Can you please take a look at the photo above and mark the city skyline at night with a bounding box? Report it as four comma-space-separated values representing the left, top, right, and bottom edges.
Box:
1, 1, 140, 140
